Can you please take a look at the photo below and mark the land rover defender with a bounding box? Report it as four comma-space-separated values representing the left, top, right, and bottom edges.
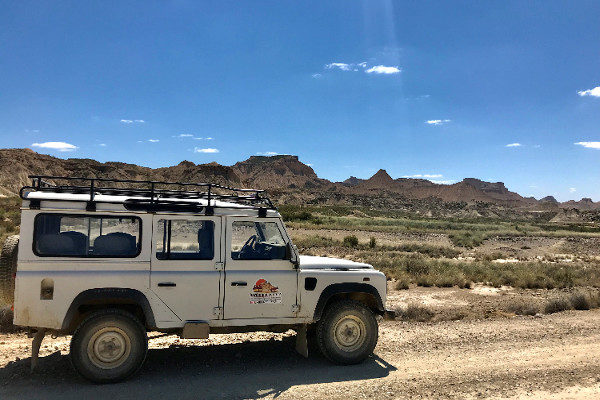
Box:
0, 175, 392, 383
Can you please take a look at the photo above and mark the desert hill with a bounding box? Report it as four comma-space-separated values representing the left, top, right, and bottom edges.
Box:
0, 148, 596, 216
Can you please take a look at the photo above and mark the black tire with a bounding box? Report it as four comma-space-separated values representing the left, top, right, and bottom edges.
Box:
316, 300, 378, 365
70, 309, 148, 383
0, 235, 19, 305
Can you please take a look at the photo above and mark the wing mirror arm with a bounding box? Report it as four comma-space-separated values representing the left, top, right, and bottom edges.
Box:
288, 243, 300, 268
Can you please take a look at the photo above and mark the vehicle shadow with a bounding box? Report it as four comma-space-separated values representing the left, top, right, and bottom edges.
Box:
0, 336, 396, 399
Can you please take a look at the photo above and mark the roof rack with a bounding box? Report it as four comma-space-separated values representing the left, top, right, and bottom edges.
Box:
20, 175, 275, 214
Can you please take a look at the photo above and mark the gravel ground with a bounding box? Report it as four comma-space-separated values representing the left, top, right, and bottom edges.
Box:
1, 308, 599, 399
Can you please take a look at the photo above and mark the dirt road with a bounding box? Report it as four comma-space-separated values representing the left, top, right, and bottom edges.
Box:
1, 309, 599, 399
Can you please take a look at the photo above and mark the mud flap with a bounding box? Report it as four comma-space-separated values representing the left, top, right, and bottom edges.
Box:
295, 324, 308, 358
31, 329, 46, 372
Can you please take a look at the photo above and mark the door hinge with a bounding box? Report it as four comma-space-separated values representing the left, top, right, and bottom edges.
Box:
213, 307, 223, 318
214, 262, 224, 271
291, 304, 300, 314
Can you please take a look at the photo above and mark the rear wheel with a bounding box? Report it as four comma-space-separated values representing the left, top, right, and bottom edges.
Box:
70, 309, 148, 383
316, 300, 378, 364
0, 235, 19, 305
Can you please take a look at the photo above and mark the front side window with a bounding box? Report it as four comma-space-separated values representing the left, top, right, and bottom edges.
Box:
231, 221, 287, 260
34, 214, 141, 257
156, 219, 214, 260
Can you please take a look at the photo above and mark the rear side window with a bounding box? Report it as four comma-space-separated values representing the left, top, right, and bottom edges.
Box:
156, 219, 215, 260
34, 214, 141, 257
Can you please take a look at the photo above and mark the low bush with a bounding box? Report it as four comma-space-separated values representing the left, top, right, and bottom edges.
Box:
545, 297, 572, 314
506, 301, 539, 316
342, 235, 359, 248
448, 231, 487, 248
394, 274, 410, 290
397, 303, 435, 322
570, 291, 591, 310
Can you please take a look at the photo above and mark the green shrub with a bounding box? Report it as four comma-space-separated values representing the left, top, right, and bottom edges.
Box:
369, 236, 376, 249
342, 235, 359, 248
448, 231, 487, 248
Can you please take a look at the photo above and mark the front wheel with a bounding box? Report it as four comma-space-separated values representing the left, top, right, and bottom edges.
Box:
316, 300, 378, 364
70, 309, 148, 383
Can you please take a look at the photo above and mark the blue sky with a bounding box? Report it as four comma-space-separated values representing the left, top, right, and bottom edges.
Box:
1, 1, 599, 201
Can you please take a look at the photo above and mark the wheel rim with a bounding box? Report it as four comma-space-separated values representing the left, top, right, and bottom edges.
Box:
87, 327, 131, 369
332, 315, 366, 352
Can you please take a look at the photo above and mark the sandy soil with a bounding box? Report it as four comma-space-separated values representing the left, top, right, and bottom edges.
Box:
1, 300, 599, 399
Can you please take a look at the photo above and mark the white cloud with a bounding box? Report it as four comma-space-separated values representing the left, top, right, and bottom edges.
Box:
325, 63, 351, 71
120, 119, 133, 124
194, 147, 219, 153
99, 143, 107, 147
426, 119, 451, 125
431, 179, 455, 185
311, 73, 322, 79
31, 141, 78, 152
176, 134, 194, 138
506, 143, 522, 147
121, 119, 145, 124
134, 119, 145, 123
365, 65, 401, 74
257, 152, 279, 156
306, 163, 313, 167
148, 139, 159, 143
575, 141, 600, 149
577, 86, 600, 97
205, 137, 213, 140
25, 129, 40, 133
357, 62, 367, 68
403, 174, 444, 179
569, 187, 577, 193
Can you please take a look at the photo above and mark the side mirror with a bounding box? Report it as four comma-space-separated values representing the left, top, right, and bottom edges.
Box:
288, 243, 299, 267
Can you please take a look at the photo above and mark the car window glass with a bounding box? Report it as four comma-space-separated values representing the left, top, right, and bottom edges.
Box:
156, 219, 214, 260
231, 221, 287, 260
34, 214, 140, 257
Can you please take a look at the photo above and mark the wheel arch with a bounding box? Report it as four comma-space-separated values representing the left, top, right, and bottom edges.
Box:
313, 283, 384, 321
62, 288, 156, 333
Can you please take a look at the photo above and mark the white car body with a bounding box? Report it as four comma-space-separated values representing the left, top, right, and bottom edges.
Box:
13, 190, 388, 334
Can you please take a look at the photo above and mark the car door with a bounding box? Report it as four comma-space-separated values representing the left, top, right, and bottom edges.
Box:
223, 217, 298, 319
150, 214, 222, 322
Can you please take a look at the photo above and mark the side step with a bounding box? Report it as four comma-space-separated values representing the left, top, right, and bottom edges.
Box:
181, 322, 210, 339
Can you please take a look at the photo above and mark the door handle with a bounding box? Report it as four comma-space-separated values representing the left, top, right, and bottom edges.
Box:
231, 281, 247, 287
157, 282, 176, 287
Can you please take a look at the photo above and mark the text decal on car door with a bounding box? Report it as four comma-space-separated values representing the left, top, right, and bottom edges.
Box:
250, 279, 282, 304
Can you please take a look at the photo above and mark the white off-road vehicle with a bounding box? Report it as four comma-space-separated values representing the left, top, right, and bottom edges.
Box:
0, 176, 392, 383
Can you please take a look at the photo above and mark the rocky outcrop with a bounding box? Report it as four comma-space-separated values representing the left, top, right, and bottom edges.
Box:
0, 148, 596, 213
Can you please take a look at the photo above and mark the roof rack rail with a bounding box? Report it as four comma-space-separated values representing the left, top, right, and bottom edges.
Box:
20, 175, 276, 211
